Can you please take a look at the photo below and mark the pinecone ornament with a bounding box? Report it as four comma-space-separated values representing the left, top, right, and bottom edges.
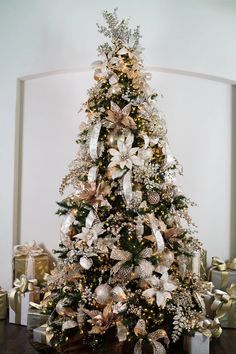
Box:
147, 191, 160, 205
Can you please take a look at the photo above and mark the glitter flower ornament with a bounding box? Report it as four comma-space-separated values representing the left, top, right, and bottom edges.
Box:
108, 133, 141, 170
75, 221, 105, 247
143, 273, 177, 309
104, 101, 137, 131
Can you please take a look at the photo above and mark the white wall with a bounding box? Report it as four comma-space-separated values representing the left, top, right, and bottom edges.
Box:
20, 70, 231, 263
1, 0, 236, 289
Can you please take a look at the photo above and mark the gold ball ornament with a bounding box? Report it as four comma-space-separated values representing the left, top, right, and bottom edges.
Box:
94, 284, 112, 305
107, 130, 121, 148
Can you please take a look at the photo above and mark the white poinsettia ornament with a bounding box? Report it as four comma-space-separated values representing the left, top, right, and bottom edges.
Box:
142, 272, 177, 309
75, 210, 105, 247
108, 133, 141, 170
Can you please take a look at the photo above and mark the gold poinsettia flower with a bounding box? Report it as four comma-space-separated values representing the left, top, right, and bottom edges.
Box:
74, 181, 111, 208
83, 302, 116, 334
104, 101, 136, 131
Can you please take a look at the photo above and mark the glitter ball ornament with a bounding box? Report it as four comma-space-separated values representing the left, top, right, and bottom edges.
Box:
94, 284, 112, 305
147, 191, 160, 205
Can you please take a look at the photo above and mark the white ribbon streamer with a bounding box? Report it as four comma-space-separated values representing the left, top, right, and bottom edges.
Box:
88, 166, 98, 182
123, 171, 133, 205
148, 214, 165, 252
85, 210, 97, 228
89, 122, 102, 160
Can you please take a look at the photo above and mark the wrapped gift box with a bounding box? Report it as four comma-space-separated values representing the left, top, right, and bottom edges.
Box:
210, 269, 236, 291
13, 241, 49, 284
33, 324, 51, 345
219, 302, 236, 329
9, 288, 40, 326
190, 249, 207, 278
178, 249, 207, 279
27, 307, 50, 330
183, 332, 209, 354
0, 288, 8, 319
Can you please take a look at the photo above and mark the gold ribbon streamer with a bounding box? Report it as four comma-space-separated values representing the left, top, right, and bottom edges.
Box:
89, 122, 102, 160
134, 319, 169, 354
148, 214, 165, 252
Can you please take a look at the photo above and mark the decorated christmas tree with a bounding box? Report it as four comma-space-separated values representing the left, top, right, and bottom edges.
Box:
42, 9, 219, 354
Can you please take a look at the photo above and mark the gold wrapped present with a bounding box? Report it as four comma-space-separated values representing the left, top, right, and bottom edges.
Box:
209, 256, 236, 291
0, 287, 8, 319
8, 275, 40, 326
27, 307, 50, 330
13, 241, 49, 284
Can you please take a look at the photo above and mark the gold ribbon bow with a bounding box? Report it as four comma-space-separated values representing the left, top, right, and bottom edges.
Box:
8, 275, 38, 325
211, 284, 236, 319
208, 257, 236, 290
110, 247, 154, 280
134, 319, 169, 354
9, 275, 38, 313
14, 240, 44, 257
199, 318, 222, 338
209, 256, 236, 274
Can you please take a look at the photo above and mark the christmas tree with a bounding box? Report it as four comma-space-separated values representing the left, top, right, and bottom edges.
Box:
43, 9, 217, 353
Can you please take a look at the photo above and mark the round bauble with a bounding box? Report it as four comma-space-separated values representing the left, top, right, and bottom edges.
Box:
94, 284, 112, 305
107, 130, 121, 148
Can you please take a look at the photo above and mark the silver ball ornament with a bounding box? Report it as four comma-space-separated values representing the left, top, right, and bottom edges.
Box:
94, 284, 112, 305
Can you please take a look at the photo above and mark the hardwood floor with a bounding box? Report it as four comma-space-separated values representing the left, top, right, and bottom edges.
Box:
0, 319, 235, 354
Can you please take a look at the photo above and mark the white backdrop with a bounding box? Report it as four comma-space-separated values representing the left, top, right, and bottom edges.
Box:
20, 70, 231, 261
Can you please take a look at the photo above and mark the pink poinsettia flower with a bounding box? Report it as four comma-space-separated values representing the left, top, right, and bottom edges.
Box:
108, 133, 141, 170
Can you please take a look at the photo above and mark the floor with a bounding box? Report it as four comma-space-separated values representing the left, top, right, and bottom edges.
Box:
0, 320, 235, 354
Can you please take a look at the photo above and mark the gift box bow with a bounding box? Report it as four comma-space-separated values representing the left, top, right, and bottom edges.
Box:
211, 284, 236, 319
9, 274, 38, 313
199, 318, 222, 338
14, 240, 44, 258
210, 256, 236, 272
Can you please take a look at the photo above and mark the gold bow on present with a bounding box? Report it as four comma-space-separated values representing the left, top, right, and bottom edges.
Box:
211, 284, 236, 319
9, 275, 38, 313
134, 319, 169, 354
210, 256, 236, 272
14, 241, 44, 257
198, 318, 222, 338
